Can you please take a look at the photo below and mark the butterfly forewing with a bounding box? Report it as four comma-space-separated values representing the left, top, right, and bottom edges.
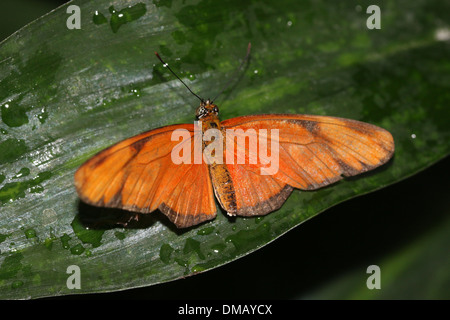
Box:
221, 114, 394, 216
74, 124, 217, 228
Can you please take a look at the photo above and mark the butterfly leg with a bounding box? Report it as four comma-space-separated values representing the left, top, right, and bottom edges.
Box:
117, 212, 140, 227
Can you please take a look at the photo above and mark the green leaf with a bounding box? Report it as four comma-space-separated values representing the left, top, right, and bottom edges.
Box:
0, 0, 449, 299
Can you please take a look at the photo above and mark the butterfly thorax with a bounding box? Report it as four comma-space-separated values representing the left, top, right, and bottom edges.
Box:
198, 100, 221, 149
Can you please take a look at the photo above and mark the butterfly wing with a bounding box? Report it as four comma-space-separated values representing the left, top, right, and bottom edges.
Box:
74, 124, 217, 228
221, 114, 394, 216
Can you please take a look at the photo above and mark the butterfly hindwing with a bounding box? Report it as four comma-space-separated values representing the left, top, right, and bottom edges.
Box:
74, 124, 217, 228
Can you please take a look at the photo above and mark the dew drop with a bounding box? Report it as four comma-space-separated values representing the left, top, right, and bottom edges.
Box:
211, 243, 226, 254
44, 237, 54, 250
13, 167, 30, 179
11, 280, 24, 289
197, 226, 214, 235
70, 244, 85, 255
24, 228, 37, 239
175, 258, 188, 268
191, 265, 206, 273
60, 233, 71, 249
93, 10, 108, 25
108, 3, 147, 33
183, 238, 205, 260
114, 231, 126, 240
160, 243, 174, 264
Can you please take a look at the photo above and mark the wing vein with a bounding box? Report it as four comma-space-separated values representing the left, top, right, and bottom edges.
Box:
303, 144, 336, 185
279, 143, 320, 187
320, 126, 384, 160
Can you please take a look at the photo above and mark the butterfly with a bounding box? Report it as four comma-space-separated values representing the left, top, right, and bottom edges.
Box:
74, 44, 394, 228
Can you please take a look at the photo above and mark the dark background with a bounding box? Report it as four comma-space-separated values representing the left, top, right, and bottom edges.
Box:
1, 0, 448, 300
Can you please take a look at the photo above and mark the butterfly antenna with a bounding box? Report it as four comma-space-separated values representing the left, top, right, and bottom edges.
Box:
155, 52, 204, 103
212, 42, 252, 103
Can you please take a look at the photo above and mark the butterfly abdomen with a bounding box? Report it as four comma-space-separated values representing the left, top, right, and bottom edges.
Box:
201, 116, 238, 215
209, 163, 237, 216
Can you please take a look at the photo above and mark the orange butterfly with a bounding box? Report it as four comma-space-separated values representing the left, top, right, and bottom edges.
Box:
75, 45, 394, 228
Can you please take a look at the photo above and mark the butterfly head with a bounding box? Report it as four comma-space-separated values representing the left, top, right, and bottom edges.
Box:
196, 99, 219, 120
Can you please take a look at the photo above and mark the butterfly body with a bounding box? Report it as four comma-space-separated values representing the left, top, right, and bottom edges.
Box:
199, 100, 238, 216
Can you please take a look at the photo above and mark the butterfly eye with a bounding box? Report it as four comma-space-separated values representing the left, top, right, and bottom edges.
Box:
213, 106, 218, 113
196, 106, 207, 119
